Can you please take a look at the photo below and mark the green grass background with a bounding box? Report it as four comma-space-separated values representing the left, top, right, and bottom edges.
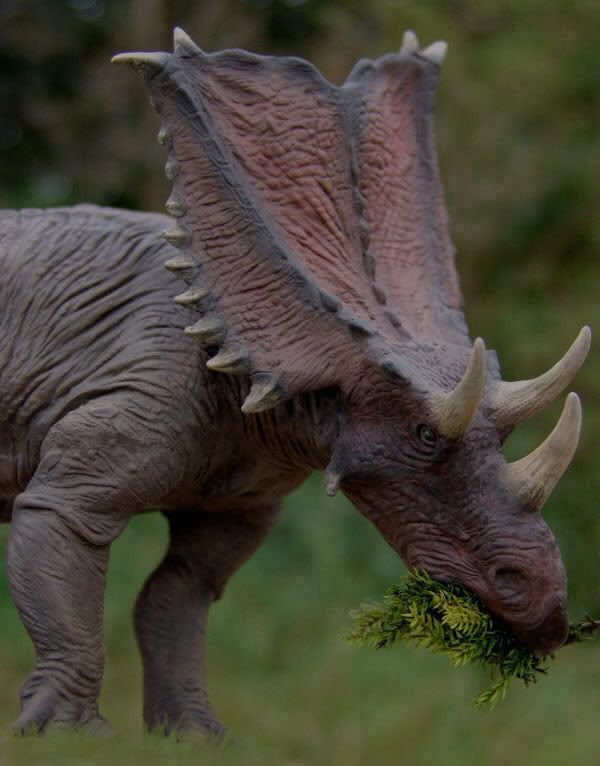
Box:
0, 472, 598, 766
1, 1, 599, 764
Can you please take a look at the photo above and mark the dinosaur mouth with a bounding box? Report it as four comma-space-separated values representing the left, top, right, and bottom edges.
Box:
511, 596, 569, 657
412, 564, 568, 656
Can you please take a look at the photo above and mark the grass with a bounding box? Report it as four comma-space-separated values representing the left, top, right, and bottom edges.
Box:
0, 478, 599, 766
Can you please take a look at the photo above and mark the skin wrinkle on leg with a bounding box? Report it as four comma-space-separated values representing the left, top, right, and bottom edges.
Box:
7, 507, 111, 734
4, 393, 192, 734
134, 506, 279, 738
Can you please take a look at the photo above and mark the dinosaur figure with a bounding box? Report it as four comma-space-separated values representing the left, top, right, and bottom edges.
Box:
0, 29, 590, 737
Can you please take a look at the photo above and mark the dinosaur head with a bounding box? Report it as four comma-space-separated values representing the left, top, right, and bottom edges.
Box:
327, 330, 590, 656
113, 29, 590, 655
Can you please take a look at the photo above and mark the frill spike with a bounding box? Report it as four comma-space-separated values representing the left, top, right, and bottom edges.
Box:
173, 27, 203, 57
241, 373, 287, 414
206, 346, 249, 374
184, 317, 225, 344
164, 255, 196, 272
175, 285, 210, 306
111, 52, 168, 78
157, 126, 171, 147
163, 225, 192, 247
165, 192, 187, 218
420, 41, 448, 65
400, 30, 420, 55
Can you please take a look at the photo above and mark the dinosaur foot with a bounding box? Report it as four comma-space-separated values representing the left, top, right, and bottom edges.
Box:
12, 688, 111, 737
146, 712, 229, 743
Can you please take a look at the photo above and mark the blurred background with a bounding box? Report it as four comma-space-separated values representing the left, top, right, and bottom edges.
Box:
0, 1, 598, 764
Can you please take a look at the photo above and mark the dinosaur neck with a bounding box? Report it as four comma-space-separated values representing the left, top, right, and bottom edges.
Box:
246, 387, 344, 475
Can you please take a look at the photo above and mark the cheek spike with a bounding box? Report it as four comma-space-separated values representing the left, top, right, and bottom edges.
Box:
324, 467, 341, 497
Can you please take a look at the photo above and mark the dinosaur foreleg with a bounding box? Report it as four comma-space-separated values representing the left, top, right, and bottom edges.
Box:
5, 395, 186, 735
6, 506, 113, 735
134, 505, 279, 739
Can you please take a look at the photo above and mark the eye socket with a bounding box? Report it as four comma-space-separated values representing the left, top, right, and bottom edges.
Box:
417, 424, 437, 449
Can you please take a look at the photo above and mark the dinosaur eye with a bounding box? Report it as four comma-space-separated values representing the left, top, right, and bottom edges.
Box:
417, 424, 437, 448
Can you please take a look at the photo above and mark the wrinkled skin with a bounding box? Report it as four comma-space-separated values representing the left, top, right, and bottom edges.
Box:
334, 371, 569, 655
0, 32, 588, 738
0, 205, 338, 736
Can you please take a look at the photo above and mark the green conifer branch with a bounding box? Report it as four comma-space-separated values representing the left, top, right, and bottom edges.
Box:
347, 571, 598, 709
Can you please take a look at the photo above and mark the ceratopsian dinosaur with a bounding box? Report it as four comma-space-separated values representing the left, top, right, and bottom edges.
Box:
0, 28, 591, 737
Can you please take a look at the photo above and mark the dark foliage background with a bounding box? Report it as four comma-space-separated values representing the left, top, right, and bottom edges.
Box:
0, 1, 598, 764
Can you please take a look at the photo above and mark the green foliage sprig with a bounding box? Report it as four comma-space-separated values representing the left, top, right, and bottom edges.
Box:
347, 571, 599, 709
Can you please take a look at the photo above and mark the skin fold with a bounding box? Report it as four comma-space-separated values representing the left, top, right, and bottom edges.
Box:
0, 31, 590, 737
0, 205, 340, 735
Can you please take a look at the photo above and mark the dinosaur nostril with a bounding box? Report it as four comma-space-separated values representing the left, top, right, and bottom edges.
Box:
494, 567, 527, 599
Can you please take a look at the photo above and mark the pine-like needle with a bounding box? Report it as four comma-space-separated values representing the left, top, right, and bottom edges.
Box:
347, 571, 599, 708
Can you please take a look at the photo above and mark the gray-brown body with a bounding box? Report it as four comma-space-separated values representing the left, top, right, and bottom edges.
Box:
0, 205, 334, 735
0, 205, 323, 513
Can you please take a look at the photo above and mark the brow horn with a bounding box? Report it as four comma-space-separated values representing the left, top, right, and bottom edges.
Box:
490, 326, 591, 429
431, 338, 487, 439
503, 392, 582, 512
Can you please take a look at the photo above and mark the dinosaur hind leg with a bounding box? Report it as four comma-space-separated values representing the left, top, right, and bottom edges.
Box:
134, 505, 279, 739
